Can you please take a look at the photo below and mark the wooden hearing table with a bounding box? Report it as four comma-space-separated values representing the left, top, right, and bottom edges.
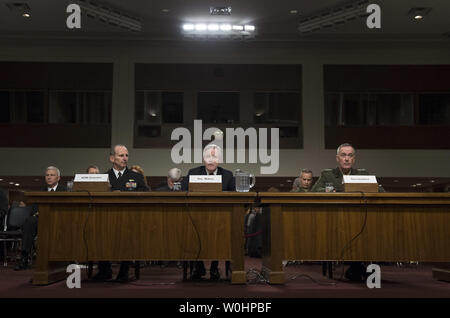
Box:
25, 192, 256, 285
258, 192, 450, 284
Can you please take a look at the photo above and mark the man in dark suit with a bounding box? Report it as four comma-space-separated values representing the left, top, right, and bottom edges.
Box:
93, 144, 149, 283
15, 166, 66, 270
182, 144, 235, 280
156, 168, 183, 191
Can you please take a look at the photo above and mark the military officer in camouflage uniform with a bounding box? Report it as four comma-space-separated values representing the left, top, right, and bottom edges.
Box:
312, 143, 384, 192
312, 143, 384, 281
291, 169, 314, 192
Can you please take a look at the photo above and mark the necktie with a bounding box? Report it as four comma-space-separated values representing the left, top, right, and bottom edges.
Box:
118, 172, 122, 178
51, 189, 54, 192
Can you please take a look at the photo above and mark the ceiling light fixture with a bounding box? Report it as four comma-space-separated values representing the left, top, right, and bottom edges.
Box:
408, 8, 431, 21
5, 2, 31, 17
298, 0, 369, 34
182, 23, 256, 39
74, 0, 142, 31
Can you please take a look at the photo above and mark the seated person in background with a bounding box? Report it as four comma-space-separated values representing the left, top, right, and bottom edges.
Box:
93, 145, 149, 283
15, 166, 66, 270
311, 143, 383, 282
291, 169, 314, 192
86, 165, 100, 174
156, 168, 182, 191
130, 165, 150, 189
181, 144, 235, 280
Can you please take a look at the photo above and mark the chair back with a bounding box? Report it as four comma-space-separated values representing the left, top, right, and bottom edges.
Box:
6, 206, 33, 230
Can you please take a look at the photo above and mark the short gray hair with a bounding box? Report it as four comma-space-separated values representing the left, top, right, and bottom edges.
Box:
46, 166, 60, 177
86, 165, 99, 173
168, 168, 181, 181
110, 144, 127, 156
300, 168, 313, 175
337, 143, 355, 155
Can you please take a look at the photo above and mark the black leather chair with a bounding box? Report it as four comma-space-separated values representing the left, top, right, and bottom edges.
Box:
0, 206, 33, 267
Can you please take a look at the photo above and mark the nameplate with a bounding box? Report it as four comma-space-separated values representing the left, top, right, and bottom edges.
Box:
343, 175, 379, 193
343, 175, 377, 184
189, 175, 222, 192
189, 175, 222, 183
73, 174, 110, 192
74, 174, 109, 182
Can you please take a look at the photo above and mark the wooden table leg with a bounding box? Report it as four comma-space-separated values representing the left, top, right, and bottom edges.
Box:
230, 204, 246, 284
32, 206, 67, 285
261, 204, 285, 284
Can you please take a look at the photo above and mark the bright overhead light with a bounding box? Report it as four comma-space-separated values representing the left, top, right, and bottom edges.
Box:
195, 23, 207, 31
6, 3, 31, 18
182, 23, 256, 39
408, 8, 431, 21
183, 23, 194, 31
220, 24, 232, 31
208, 24, 219, 31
